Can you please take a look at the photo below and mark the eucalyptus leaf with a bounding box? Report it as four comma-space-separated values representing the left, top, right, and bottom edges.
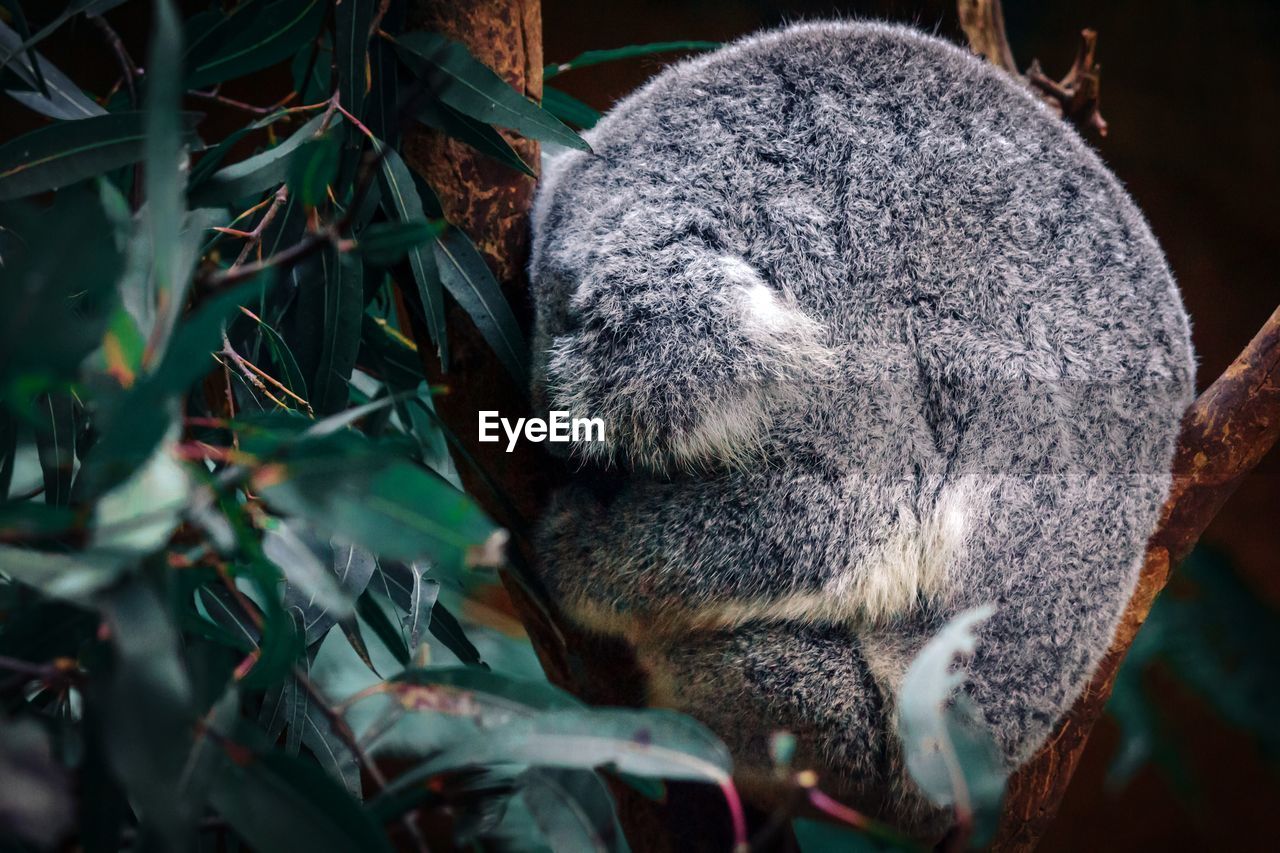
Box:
358, 219, 444, 266
543, 41, 719, 79
0, 111, 201, 201
377, 145, 447, 367
0, 544, 124, 604
415, 100, 535, 176
287, 132, 343, 208
0, 19, 105, 120
190, 113, 338, 207
209, 751, 391, 853
898, 605, 1006, 841
434, 225, 529, 385
242, 427, 496, 573
542, 86, 601, 130
395, 31, 588, 151
185, 0, 326, 89
335, 0, 376, 120
521, 768, 629, 853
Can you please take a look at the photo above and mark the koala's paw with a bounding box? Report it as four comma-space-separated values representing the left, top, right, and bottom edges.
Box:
545, 255, 832, 473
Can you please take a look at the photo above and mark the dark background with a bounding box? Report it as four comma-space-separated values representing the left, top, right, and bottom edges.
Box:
3, 1, 1275, 849
542, 1, 1279, 849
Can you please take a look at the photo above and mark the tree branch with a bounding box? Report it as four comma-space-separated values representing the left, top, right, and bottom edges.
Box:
958, 0, 1107, 136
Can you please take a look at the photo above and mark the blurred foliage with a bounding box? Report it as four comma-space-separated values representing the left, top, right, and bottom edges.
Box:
1106, 545, 1280, 801
0, 2, 744, 850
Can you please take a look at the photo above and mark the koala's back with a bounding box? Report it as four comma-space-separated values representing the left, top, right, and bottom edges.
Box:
530, 21, 1193, 832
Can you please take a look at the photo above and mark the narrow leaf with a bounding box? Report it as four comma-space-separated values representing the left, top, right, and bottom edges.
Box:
377, 145, 447, 367
0, 111, 200, 201
434, 225, 529, 385
544, 41, 719, 79
395, 31, 589, 151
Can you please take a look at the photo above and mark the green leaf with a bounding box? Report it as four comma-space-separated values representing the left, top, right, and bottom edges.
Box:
287, 132, 342, 207
145, 0, 187, 335
542, 86, 601, 130
241, 427, 497, 573
428, 599, 485, 667
335, 0, 376, 119
99, 581, 198, 848
898, 605, 1006, 842
387, 666, 582, 716
78, 281, 266, 499
377, 146, 447, 367
209, 751, 391, 853
371, 560, 439, 653
309, 249, 363, 415
521, 768, 630, 853
0, 186, 120, 390
32, 391, 77, 507
190, 112, 338, 207
272, 526, 376, 645
543, 41, 719, 79
0, 543, 124, 603
415, 100, 535, 176
90, 436, 191, 559
434, 225, 529, 385
358, 219, 444, 266
0, 1, 125, 63
0, 1, 47, 98
185, 0, 327, 90
0, 715, 74, 847
395, 31, 589, 151
0, 19, 105, 120
190, 111, 295, 190
357, 588, 410, 665
0, 111, 200, 201
376, 708, 732, 815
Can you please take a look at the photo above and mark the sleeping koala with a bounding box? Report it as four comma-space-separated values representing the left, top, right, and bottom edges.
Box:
528, 20, 1193, 832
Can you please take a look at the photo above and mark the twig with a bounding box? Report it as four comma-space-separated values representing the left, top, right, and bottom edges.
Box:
88, 13, 139, 106
957, 0, 1107, 137
233, 185, 290, 268
292, 668, 431, 853
189, 87, 302, 116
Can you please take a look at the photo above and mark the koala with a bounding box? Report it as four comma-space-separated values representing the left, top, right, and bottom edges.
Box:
528, 20, 1194, 833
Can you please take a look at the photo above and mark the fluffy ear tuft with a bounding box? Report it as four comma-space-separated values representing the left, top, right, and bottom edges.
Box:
542, 254, 834, 474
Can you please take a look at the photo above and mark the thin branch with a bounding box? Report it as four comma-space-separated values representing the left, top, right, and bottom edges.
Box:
957, 0, 1107, 136
88, 13, 139, 106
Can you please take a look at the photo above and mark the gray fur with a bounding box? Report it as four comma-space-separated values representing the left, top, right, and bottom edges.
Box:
528, 21, 1193, 831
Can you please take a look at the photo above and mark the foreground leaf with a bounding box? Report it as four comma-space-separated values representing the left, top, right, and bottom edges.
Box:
898, 605, 1006, 841
378, 146, 448, 367
209, 750, 390, 853
395, 31, 588, 151
242, 427, 496, 573
0, 111, 200, 201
